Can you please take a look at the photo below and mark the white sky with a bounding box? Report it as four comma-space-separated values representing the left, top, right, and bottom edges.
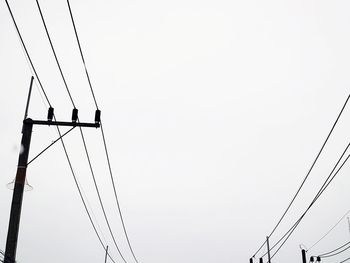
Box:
1, 0, 350, 262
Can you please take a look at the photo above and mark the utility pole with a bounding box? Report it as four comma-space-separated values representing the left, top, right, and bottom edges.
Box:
301, 249, 307, 263
266, 236, 271, 263
4, 77, 101, 263
104, 246, 109, 263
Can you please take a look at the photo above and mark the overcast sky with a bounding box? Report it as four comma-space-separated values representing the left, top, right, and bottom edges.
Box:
1, 0, 350, 262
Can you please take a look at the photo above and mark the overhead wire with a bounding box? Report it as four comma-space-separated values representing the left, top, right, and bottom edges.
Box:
253, 94, 350, 257
265, 140, 350, 260
340, 256, 350, 263
66, 1, 140, 263
318, 241, 350, 258
308, 209, 350, 252
4, 0, 52, 107
4, 1, 115, 262
34, 0, 128, 262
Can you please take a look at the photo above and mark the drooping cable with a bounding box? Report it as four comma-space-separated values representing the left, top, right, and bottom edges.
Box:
253, 94, 350, 257
34, 1, 129, 261
66, 0, 98, 110
35, 0, 75, 107
4, 0, 52, 107
340, 256, 350, 263
308, 209, 350, 252
78, 127, 128, 263
318, 241, 350, 258
56, 125, 117, 263
266, 141, 350, 260
66, 1, 140, 262
4, 2, 116, 262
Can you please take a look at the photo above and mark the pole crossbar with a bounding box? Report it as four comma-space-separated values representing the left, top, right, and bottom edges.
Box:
24, 118, 100, 128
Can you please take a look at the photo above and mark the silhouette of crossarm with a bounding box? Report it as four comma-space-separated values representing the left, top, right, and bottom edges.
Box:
24, 118, 100, 128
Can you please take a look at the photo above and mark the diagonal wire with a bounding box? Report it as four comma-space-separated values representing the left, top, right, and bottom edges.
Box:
34, 1, 128, 261
35, 0, 75, 107
340, 256, 350, 263
253, 94, 350, 257
66, 0, 98, 110
27, 126, 75, 165
4, 1, 116, 262
66, 1, 140, 262
4, 0, 52, 107
266, 141, 350, 260
308, 209, 350, 252
318, 241, 350, 257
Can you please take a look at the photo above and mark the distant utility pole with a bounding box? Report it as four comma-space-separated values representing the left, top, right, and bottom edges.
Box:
4, 77, 101, 263
104, 246, 109, 263
266, 236, 271, 263
301, 249, 307, 263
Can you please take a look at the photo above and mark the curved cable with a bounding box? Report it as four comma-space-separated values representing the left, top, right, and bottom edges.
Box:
78, 127, 128, 263
308, 209, 350, 252
66, 1, 140, 262
340, 256, 350, 263
252, 94, 350, 257
34, 1, 128, 261
4, 2, 116, 262
66, 0, 98, 110
4, 0, 52, 107
267, 141, 350, 260
318, 241, 350, 257
35, 0, 75, 107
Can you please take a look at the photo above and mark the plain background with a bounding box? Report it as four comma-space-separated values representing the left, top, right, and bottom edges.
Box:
1, 0, 350, 262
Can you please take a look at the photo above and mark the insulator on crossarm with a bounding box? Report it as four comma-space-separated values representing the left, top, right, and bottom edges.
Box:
72, 108, 78, 122
94, 109, 101, 123
47, 107, 54, 121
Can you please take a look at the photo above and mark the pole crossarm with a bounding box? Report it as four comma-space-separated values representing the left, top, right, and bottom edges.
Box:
24, 118, 100, 128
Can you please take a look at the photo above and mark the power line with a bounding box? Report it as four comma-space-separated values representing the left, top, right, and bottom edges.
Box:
4, 2, 116, 262
4, 0, 52, 107
66, 1, 140, 262
266, 140, 350, 260
78, 128, 128, 263
66, 0, 98, 110
34, 1, 129, 261
340, 256, 350, 263
318, 241, 350, 258
308, 209, 350, 252
35, 0, 75, 107
253, 94, 350, 257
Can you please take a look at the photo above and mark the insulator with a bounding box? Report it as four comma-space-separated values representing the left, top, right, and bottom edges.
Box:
72, 108, 78, 122
310, 256, 315, 262
94, 109, 101, 123
259, 258, 263, 263
47, 107, 54, 121
317, 256, 321, 262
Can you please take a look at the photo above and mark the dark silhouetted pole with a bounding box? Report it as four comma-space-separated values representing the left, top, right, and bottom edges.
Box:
301, 249, 307, 263
250, 258, 253, 263
4, 120, 33, 263
104, 246, 109, 263
266, 236, 271, 263
4, 78, 34, 263
4, 78, 101, 263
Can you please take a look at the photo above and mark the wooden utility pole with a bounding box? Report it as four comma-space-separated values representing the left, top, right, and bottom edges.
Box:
266, 236, 271, 263
301, 249, 307, 263
104, 246, 109, 263
4, 78, 101, 263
